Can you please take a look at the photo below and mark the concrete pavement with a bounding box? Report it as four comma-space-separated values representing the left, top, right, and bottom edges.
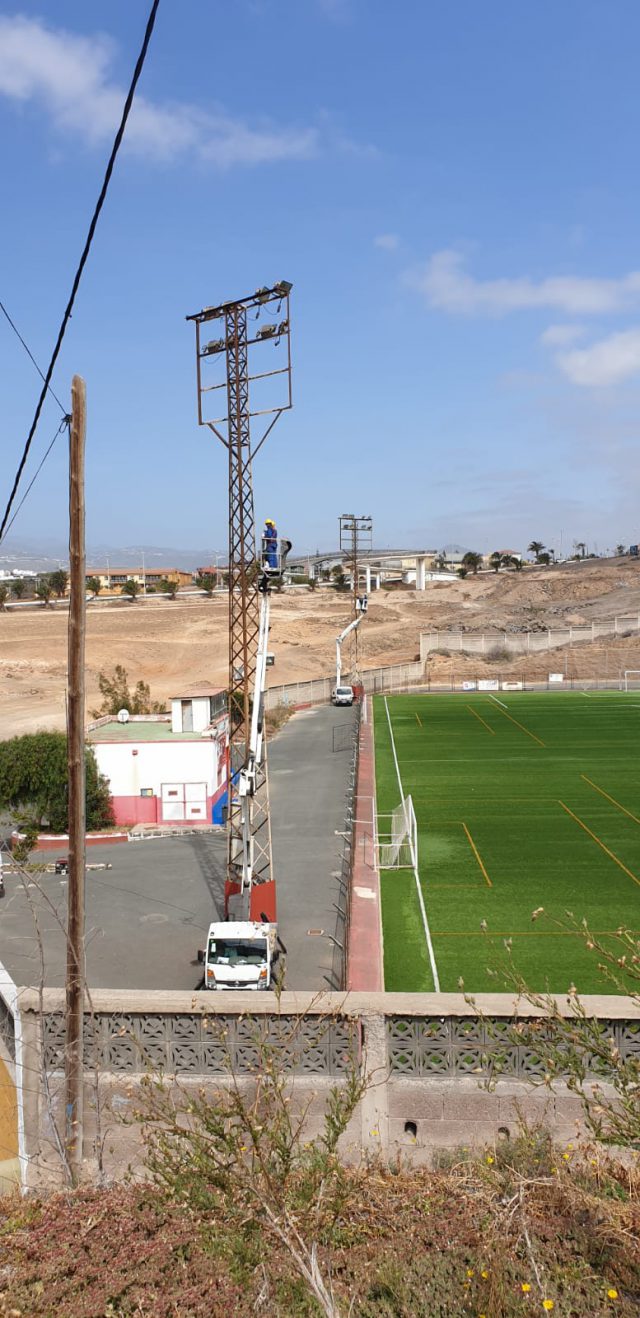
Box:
269, 703, 356, 989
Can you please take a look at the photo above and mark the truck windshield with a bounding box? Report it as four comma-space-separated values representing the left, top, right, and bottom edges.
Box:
337, 688, 352, 696
208, 939, 267, 966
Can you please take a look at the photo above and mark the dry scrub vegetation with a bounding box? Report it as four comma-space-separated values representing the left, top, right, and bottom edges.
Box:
0, 1135, 638, 1316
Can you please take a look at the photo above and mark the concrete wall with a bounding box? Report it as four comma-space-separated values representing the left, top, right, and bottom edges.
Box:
421, 617, 640, 660
4, 986, 638, 1189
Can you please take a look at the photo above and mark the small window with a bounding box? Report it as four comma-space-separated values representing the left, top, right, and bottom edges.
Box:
140, 788, 154, 798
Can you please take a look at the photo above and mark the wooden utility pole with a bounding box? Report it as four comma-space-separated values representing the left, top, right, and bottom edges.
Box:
64, 375, 87, 1180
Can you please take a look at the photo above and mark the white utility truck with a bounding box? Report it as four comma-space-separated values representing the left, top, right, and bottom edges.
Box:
333, 594, 367, 706
198, 532, 290, 990
200, 920, 279, 990
332, 685, 354, 706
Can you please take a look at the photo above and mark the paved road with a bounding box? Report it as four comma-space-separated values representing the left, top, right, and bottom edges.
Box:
269, 703, 356, 989
0, 705, 355, 993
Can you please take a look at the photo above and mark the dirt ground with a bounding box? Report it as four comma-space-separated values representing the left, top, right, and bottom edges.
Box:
2, 557, 640, 737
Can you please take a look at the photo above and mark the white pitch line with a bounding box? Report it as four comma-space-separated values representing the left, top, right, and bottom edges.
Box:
383, 697, 440, 991
488, 693, 508, 710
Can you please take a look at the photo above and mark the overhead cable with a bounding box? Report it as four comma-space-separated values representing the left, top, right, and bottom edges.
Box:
0, 0, 161, 545
0, 299, 66, 414
1, 415, 70, 542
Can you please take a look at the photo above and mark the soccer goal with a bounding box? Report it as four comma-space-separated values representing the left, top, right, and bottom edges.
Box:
623, 671, 640, 691
376, 795, 418, 869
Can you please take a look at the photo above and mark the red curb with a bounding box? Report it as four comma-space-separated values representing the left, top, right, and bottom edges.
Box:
11, 831, 129, 851
347, 697, 384, 991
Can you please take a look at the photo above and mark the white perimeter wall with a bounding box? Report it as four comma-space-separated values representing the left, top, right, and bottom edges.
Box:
94, 739, 221, 798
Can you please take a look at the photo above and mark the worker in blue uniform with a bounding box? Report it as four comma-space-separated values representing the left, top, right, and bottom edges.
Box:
263, 518, 278, 569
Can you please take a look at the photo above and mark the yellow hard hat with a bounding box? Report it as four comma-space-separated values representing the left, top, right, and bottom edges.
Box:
265, 518, 275, 526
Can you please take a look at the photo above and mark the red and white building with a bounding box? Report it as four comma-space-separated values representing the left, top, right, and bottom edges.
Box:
87, 686, 228, 827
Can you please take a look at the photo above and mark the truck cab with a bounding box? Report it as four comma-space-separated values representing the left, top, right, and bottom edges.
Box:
200, 920, 277, 990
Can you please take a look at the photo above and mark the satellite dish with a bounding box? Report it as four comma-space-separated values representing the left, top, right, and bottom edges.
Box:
117, 708, 130, 724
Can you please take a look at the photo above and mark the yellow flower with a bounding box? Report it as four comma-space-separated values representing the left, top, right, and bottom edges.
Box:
521, 1283, 532, 1293
486, 1154, 494, 1165
607, 1289, 619, 1300
543, 1302, 554, 1312
467, 1269, 474, 1278
562, 1152, 570, 1160
481, 1269, 489, 1279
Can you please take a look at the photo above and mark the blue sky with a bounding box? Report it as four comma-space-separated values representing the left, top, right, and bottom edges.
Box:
1, 0, 640, 558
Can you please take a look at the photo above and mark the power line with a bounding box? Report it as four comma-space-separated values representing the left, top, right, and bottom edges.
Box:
0, 0, 162, 546
0, 299, 66, 414
1, 416, 70, 543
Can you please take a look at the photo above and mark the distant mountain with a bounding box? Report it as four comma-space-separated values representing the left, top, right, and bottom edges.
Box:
0, 537, 218, 573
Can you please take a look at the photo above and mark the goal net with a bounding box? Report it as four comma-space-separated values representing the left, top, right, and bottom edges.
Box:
624, 671, 640, 691
376, 795, 417, 869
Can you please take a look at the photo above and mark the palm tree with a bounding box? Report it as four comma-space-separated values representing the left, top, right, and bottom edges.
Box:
528, 541, 545, 562
0, 583, 8, 610
615, 544, 627, 557
122, 579, 141, 601
461, 551, 482, 575
538, 551, 551, 566
489, 552, 502, 573
36, 580, 53, 607
435, 552, 447, 571
575, 541, 587, 559
86, 576, 101, 596
11, 578, 26, 599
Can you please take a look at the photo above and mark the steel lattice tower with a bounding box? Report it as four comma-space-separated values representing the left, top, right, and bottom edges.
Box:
187, 283, 292, 920
339, 514, 372, 677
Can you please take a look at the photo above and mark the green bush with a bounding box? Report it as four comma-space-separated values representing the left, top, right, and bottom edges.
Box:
0, 731, 113, 833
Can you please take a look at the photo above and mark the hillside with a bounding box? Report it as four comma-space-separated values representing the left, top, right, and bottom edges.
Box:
1, 558, 640, 737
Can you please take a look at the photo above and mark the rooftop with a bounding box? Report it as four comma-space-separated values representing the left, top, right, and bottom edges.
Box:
170, 684, 225, 700
87, 720, 206, 742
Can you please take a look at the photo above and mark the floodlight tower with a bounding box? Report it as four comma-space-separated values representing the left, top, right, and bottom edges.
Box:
187, 282, 293, 922
339, 514, 373, 677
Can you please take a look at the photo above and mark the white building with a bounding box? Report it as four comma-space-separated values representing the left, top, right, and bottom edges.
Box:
88, 686, 228, 827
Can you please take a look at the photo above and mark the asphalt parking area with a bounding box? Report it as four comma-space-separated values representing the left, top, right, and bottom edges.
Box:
0, 834, 226, 991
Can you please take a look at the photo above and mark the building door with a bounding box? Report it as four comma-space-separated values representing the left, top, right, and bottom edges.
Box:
160, 782, 207, 822
185, 781, 207, 820
181, 700, 193, 732
161, 783, 185, 821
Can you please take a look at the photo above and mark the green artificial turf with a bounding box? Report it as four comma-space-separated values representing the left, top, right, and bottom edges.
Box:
373, 692, 640, 994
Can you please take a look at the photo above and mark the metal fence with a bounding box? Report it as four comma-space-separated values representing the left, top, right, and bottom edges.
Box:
421, 616, 640, 660
329, 704, 361, 991
265, 661, 426, 710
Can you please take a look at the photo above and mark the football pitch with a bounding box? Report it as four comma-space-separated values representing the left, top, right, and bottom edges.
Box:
373, 691, 640, 994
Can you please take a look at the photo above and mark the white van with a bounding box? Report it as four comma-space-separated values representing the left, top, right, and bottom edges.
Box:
332, 685, 354, 706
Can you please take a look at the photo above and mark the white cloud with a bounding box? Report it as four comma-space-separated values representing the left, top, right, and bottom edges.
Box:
0, 15, 319, 165
540, 324, 586, 347
557, 328, 640, 388
374, 233, 399, 251
413, 249, 640, 317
